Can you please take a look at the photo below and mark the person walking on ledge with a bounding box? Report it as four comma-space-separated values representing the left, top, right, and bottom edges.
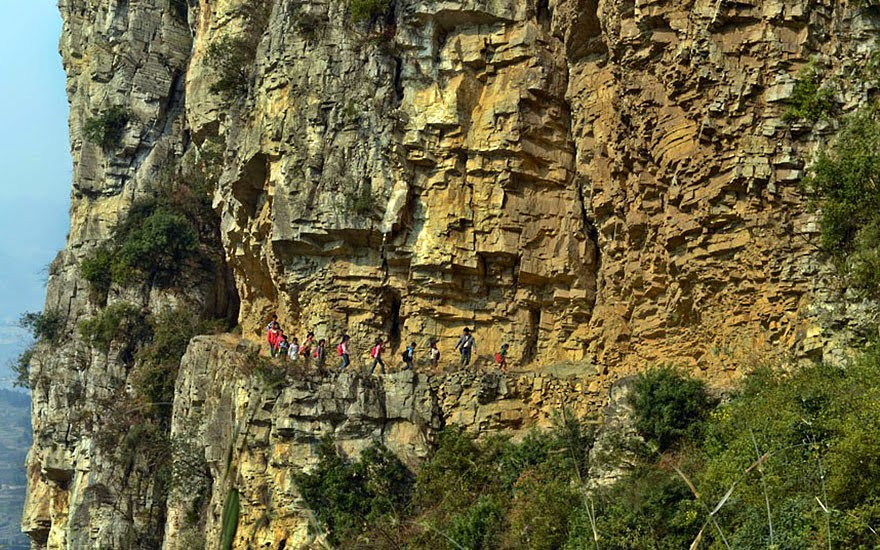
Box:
370, 337, 386, 375
314, 338, 327, 371
455, 328, 476, 367
278, 334, 290, 362
301, 331, 315, 369
267, 322, 282, 358
402, 341, 416, 371
429, 340, 440, 371
289, 336, 300, 363
338, 334, 351, 371
496, 343, 509, 372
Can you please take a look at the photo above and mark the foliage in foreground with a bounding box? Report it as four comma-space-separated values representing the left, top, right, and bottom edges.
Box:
297, 356, 880, 549
296, 414, 595, 549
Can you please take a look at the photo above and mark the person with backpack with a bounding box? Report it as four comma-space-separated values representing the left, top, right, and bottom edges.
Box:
429, 340, 440, 371
314, 338, 327, 370
454, 328, 476, 367
289, 336, 300, 363
402, 341, 416, 371
495, 343, 509, 371
267, 322, 282, 358
370, 337, 386, 375
278, 335, 291, 362
338, 334, 351, 371
301, 331, 315, 368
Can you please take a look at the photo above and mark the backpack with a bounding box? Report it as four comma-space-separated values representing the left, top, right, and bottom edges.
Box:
495, 352, 502, 363
371, 345, 381, 359
401, 350, 409, 361
313, 347, 320, 358
337, 343, 345, 356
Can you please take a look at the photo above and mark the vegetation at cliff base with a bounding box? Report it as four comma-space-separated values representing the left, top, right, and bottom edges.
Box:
296, 355, 880, 549
631, 364, 714, 451
295, 437, 414, 545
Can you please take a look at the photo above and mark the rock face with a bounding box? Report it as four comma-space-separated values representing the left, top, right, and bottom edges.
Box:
22, 0, 880, 547
163, 337, 600, 549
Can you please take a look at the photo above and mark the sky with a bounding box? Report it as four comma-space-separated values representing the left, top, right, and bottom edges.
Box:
0, 0, 71, 388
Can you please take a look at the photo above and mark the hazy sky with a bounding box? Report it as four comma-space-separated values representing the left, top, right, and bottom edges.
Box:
0, 0, 71, 387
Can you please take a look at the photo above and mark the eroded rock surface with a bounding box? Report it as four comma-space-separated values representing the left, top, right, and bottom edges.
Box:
164, 337, 600, 549
23, 0, 880, 547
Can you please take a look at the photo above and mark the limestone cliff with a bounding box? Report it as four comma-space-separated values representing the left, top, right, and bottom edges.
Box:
21, 0, 880, 547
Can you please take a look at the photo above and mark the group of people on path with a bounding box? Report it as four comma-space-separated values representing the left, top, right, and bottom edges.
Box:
266, 317, 511, 374
266, 316, 327, 369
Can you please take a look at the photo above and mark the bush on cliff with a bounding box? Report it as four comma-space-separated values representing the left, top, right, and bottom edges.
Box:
9, 309, 66, 390
78, 171, 213, 293
295, 437, 414, 546
783, 63, 835, 123
78, 302, 150, 364
19, 309, 65, 343
206, 37, 253, 98
10, 346, 34, 389
132, 308, 217, 412
349, 0, 391, 24
83, 106, 130, 149
804, 104, 880, 295
630, 365, 714, 451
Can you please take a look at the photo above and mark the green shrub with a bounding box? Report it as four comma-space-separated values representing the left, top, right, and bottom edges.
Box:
83, 106, 130, 149
220, 488, 240, 550
587, 464, 702, 549
630, 365, 713, 451
697, 353, 880, 548
80, 245, 113, 297
415, 428, 507, 518
10, 345, 35, 389
803, 105, 880, 294
503, 469, 579, 550
19, 309, 65, 343
294, 437, 414, 546
349, 0, 391, 24
446, 495, 505, 550
344, 184, 377, 217
80, 197, 200, 288
78, 302, 151, 361
205, 37, 253, 98
291, 6, 324, 40
131, 308, 213, 411
783, 63, 835, 123
112, 205, 198, 284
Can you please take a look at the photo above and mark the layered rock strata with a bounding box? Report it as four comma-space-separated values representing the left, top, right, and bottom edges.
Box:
163, 337, 601, 549
22, 0, 880, 547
